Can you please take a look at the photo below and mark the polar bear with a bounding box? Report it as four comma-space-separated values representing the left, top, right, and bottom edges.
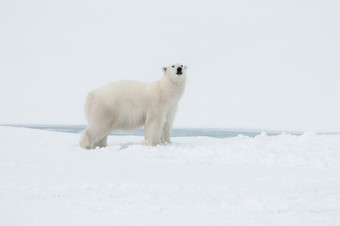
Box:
79, 64, 187, 149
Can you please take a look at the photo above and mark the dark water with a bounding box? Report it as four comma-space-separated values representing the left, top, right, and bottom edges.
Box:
2, 125, 302, 138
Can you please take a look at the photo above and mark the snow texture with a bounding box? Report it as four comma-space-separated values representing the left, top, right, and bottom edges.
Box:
1, 126, 340, 226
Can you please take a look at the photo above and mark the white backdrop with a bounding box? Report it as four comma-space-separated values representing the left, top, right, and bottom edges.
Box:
1, 0, 339, 132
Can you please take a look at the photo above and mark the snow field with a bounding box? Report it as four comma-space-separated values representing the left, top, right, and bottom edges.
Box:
0, 126, 340, 226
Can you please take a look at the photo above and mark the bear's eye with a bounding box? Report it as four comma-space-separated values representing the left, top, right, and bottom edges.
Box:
181, 65, 183, 67
172, 65, 174, 68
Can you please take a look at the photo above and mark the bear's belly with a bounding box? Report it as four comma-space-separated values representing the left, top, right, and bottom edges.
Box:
114, 106, 146, 130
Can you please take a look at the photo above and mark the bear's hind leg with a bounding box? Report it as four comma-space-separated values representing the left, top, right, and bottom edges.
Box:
94, 135, 108, 148
80, 124, 112, 149
80, 129, 92, 149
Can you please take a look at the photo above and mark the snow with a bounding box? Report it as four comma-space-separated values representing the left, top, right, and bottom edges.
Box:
1, 126, 340, 226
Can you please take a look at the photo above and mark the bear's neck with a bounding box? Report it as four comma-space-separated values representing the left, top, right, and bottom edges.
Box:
159, 75, 186, 103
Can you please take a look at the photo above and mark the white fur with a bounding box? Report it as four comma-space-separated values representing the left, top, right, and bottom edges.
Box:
80, 64, 187, 149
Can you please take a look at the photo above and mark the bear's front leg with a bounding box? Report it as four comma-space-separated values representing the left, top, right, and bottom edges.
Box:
161, 122, 171, 143
161, 106, 177, 143
144, 112, 165, 146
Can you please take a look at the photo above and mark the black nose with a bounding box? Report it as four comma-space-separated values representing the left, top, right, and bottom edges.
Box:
177, 67, 182, 72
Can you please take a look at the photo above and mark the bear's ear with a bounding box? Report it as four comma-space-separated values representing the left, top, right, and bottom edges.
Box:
162, 67, 167, 73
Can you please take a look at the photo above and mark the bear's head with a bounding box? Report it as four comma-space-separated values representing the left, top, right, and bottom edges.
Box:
162, 64, 187, 82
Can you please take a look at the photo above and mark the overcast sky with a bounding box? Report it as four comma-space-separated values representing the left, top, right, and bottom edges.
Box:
1, 0, 339, 132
